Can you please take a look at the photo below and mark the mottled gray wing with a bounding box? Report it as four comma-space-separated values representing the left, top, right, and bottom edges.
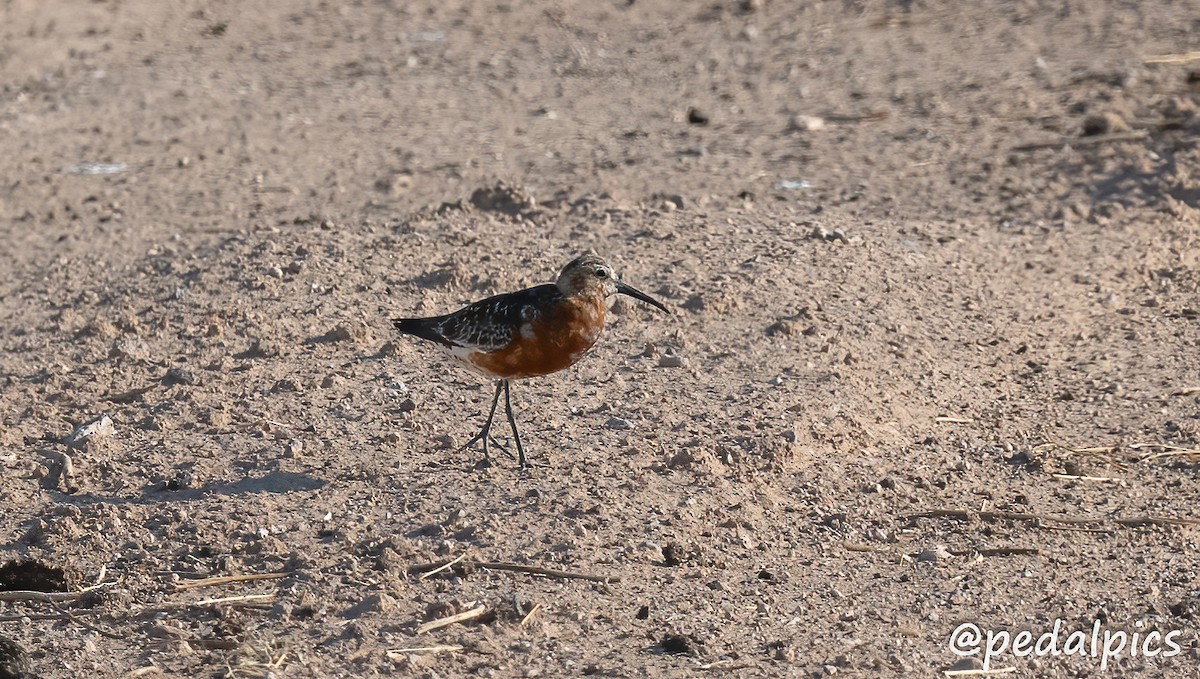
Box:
433, 284, 559, 352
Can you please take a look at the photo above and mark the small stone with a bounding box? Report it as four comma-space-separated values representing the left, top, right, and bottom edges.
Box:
1081, 111, 1129, 136
323, 322, 368, 343
163, 366, 197, 386
241, 338, 282, 358
681, 294, 705, 312
634, 541, 664, 563
606, 416, 634, 430
654, 194, 685, 210
162, 473, 193, 491
0, 638, 30, 676
789, 115, 826, 132
342, 592, 397, 619
203, 408, 231, 428
662, 541, 700, 567
284, 439, 303, 458
397, 398, 416, 413
660, 634, 693, 655
686, 107, 709, 125
375, 173, 414, 195
658, 353, 685, 368
766, 320, 799, 336
915, 545, 952, 562
375, 547, 403, 573
77, 319, 118, 338
944, 657, 983, 673
272, 378, 301, 392
111, 338, 150, 361
64, 415, 115, 450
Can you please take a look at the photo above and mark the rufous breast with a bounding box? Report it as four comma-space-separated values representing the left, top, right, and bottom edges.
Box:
470, 295, 608, 379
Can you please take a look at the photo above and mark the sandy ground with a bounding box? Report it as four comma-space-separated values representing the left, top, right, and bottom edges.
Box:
2, 0, 1200, 677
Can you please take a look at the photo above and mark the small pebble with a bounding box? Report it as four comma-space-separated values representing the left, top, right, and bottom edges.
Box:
658, 354, 685, 368
660, 634, 692, 655
915, 545, 952, 562
606, 416, 634, 430
64, 415, 115, 449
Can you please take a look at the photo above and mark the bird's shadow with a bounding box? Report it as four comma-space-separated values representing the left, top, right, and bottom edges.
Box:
38, 468, 326, 507
196, 469, 326, 496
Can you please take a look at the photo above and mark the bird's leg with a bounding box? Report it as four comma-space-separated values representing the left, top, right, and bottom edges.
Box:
457, 380, 506, 463
502, 379, 527, 469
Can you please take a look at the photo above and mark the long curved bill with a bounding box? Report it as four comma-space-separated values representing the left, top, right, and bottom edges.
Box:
615, 280, 669, 312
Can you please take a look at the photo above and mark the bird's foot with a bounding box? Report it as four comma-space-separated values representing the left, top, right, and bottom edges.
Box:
456, 430, 517, 466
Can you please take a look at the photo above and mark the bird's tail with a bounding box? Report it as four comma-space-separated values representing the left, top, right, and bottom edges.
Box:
393, 317, 456, 347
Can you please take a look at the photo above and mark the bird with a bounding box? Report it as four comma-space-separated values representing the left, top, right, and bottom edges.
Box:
394, 253, 668, 468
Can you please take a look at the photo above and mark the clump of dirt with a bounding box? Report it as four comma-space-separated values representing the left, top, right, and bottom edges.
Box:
0, 636, 33, 679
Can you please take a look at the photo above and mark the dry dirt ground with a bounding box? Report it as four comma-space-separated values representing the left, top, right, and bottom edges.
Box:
2, 1, 1200, 677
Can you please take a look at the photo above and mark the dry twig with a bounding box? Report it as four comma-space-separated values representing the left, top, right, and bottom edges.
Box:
1052, 473, 1124, 483
1011, 130, 1148, 152
909, 508, 1200, 529
408, 557, 460, 574
1144, 51, 1200, 65
50, 601, 123, 640
477, 561, 619, 583
842, 543, 887, 553
386, 645, 464, 658
519, 603, 542, 627
1137, 447, 1200, 463
698, 659, 756, 670
194, 593, 275, 607
171, 572, 290, 591
0, 590, 88, 603
948, 547, 1040, 557
416, 605, 489, 635
417, 554, 465, 581
944, 667, 1017, 677
409, 557, 620, 583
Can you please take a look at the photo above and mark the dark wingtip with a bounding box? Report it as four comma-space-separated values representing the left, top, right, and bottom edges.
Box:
394, 317, 457, 348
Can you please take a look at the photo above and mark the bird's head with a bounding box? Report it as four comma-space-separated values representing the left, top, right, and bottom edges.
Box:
556, 253, 668, 312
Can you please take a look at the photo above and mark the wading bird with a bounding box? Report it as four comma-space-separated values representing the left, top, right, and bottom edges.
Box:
394, 253, 668, 468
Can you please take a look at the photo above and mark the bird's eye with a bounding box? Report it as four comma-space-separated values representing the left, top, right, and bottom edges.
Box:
594, 268, 608, 278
